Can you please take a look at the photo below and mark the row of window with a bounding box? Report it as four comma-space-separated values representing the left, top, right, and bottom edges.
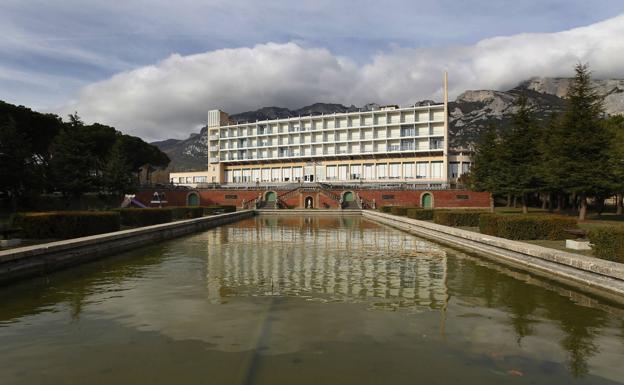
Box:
217, 135, 444, 150
170, 163, 471, 185
217, 111, 444, 136
222, 162, 448, 184
171, 176, 208, 184
219, 140, 445, 161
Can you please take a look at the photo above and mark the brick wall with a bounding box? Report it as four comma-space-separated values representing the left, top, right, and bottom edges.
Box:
135, 188, 490, 209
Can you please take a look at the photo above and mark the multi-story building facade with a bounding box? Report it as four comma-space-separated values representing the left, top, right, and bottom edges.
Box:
170, 74, 471, 188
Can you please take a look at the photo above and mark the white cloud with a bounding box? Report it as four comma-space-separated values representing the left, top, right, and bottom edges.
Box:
58, 14, 624, 141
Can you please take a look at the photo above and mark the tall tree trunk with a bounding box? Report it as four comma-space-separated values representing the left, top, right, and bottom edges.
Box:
506, 194, 511, 207
490, 194, 495, 213
541, 193, 548, 210
521, 193, 529, 214
579, 194, 588, 221
513, 196, 518, 208
556, 194, 563, 212
548, 192, 554, 212
617, 193, 623, 216
596, 197, 605, 216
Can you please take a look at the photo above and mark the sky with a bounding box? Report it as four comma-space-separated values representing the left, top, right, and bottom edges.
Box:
1, 0, 624, 141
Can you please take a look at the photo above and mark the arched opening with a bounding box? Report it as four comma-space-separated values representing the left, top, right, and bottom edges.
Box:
187, 192, 200, 206
265, 191, 277, 202
343, 191, 354, 202
304, 196, 314, 209
421, 192, 433, 208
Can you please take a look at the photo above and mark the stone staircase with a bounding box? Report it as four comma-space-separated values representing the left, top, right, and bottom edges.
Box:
260, 201, 277, 209
341, 200, 360, 210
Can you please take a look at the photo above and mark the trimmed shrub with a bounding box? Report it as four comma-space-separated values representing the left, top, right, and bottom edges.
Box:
434, 210, 485, 227
220, 205, 236, 213
379, 206, 393, 214
115, 208, 172, 227
203, 205, 236, 215
13, 211, 120, 239
479, 214, 577, 240
406, 208, 434, 220
390, 206, 409, 216
588, 226, 624, 262
168, 206, 204, 220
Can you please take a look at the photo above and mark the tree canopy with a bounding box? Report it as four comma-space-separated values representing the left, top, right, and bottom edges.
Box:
0, 102, 170, 205
468, 63, 620, 219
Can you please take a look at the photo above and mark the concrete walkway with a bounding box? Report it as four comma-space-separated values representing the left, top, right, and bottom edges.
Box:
363, 210, 624, 305
0, 210, 254, 285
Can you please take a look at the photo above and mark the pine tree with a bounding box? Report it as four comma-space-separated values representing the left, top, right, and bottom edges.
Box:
0, 117, 31, 206
538, 113, 565, 211
468, 124, 502, 210
498, 93, 542, 213
49, 115, 99, 197
605, 116, 624, 215
103, 141, 133, 196
555, 63, 612, 220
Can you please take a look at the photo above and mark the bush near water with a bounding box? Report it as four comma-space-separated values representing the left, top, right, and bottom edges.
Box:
168, 206, 204, 220
390, 206, 410, 216
433, 210, 486, 227
115, 208, 173, 227
203, 205, 236, 215
13, 211, 120, 239
406, 208, 435, 220
479, 214, 577, 240
588, 226, 624, 262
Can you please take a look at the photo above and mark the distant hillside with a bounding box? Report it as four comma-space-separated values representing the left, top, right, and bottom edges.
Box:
153, 77, 624, 171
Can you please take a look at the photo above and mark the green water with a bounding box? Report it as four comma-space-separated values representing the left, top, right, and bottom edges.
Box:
1, 215, 623, 385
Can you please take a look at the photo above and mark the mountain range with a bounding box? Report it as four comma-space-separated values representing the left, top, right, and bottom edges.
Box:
152, 77, 624, 171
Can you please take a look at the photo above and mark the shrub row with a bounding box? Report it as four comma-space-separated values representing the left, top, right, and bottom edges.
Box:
390, 206, 410, 216
479, 214, 578, 240
406, 208, 435, 220
203, 205, 236, 215
379, 206, 394, 214
115, 208, 173, 227
588, 226, 624, 262
13, 211, 120, 239
169, 206, 204, 220
433, 210, 485, 227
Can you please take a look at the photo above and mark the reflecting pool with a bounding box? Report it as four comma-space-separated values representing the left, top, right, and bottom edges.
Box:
1, 215, 623, 384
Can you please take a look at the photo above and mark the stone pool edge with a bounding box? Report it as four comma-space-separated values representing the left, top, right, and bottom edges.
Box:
363, 210, 624, 305
0, 210, 254, 285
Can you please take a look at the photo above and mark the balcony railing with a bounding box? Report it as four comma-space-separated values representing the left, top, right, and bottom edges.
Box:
209, 135, 219, 140
209, 157, 219, 163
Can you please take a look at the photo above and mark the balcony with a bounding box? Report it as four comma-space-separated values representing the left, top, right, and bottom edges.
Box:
209, 157, 219, 163
209, 146, 219, 151
209, 135, 219, 141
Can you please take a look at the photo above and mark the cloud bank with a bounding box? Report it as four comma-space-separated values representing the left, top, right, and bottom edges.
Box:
59, 14, 624, 141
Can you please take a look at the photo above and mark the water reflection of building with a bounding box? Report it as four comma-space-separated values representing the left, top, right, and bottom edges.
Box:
205, 217, 449, 310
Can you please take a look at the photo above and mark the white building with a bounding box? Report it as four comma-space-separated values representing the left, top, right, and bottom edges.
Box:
171, 73, 471, 187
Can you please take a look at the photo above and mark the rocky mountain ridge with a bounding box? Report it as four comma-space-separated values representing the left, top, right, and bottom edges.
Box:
153, 77, 624, 171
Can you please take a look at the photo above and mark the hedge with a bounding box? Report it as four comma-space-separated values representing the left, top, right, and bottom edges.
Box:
479, 214, 577, 240
115, 208, 172, 227
13, 211, 120, 239
379, 206, 393, 213
406, 208, 434, 220
390, 206, 409, 216
168, 206, 204, 220
434, 210, 485, 227
588, 226, 624, 262
203, 205, 236, 215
